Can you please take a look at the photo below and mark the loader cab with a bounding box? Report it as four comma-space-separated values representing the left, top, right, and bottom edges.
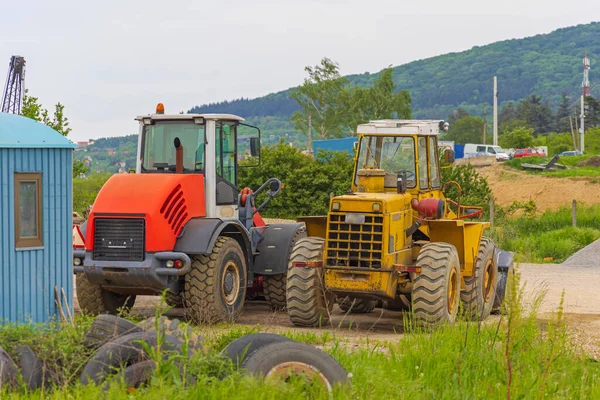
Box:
134, 105, 260, 219
351, 120, 448, 195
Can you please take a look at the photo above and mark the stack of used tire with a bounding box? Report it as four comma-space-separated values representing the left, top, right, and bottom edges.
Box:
1, 315, 349, 392
220, 333, 349, 392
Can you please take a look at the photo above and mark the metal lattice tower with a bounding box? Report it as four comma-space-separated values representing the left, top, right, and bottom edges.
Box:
583, 52, 591, 97
1, 56, 26, 114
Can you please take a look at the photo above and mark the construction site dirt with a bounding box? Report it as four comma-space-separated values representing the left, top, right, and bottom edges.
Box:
73, 262, 600, 360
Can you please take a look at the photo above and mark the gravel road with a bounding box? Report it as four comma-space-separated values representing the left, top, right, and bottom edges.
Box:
73, 262, 600, 357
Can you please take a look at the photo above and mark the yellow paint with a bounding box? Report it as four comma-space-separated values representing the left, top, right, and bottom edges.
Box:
324, 268, 398, 298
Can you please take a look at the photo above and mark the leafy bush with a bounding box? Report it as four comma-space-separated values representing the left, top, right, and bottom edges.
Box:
441, 164, 493, 209
239, 143, 354, 218
73, 173, 112, 215
499, 127, 535, 149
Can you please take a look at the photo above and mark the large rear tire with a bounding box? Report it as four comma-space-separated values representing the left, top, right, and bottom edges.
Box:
286, 237, 334, 327
76, 273, 136, 315
184, 237, 247, 324
263, 227, 307, 311
461, 237, 498, 320
412, 243, 461, 329
336, 296, 377, 314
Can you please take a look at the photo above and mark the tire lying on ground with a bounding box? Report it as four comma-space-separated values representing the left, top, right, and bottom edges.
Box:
0, 346, 19, 389
83, 314, 144, 349
15, 345, 45, 391
241, 341, 349, 392
337, 296, 377, 314
108, 360, 156, 390
80, 331, 185, 385
220, 333, 292, 366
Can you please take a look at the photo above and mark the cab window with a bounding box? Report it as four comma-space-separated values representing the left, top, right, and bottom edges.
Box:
476, 145, 486, 153
354, 136, 416, 188
216, 122, 237, 185
418, 137, 428, 189
487, 147, 496, 154
429, 137, 441, 188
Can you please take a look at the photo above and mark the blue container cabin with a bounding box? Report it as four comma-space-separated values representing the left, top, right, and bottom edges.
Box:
0, 112, 77, 324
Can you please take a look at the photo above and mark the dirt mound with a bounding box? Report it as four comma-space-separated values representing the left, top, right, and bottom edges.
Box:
578, 156, 600, 167
478, 164, 600, 211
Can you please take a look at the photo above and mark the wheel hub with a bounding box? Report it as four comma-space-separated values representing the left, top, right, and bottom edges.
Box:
222, 261, 241, 306
483, 259, 495, 302
265, 361, 332, 392
447, 267, 458, 313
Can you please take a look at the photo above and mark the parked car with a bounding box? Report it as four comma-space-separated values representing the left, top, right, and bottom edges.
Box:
513, 148, 544, 158
464, 144, 510, 161
558, 150, 583, 157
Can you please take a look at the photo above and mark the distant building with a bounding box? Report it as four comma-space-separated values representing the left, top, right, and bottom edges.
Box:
0, 113, 77, 324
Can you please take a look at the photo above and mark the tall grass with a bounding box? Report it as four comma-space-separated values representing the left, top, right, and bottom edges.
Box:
492, 202, 600, 263
2, 269, 600, 399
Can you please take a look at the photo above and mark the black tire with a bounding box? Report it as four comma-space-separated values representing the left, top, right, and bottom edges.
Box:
76, 273, 136, 315
337, 296, 377, 314
221, 333, 292, 366
383, 295, 411, 312
184, 237, 247, 324
0, 346, 19, 390
461, 237, 498, 321
15, 345, 44, 391
286, 237, 334, 327
114, 360, 156, 389
165, 290, 184, 308
412, 242, 461, 329
241, 341, 348, 391
80, 331, 184, 385
83, 314, 144, 349
263, 228, 307, 311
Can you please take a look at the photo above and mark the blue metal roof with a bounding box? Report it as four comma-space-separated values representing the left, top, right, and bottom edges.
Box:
0, 112, 77, 149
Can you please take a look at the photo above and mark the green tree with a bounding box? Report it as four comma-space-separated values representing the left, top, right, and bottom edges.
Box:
584, 96, 600, 128
448, 108, 470, 124
443, 116, 484, 144
555, 94, 572, 133
342, 68, 412, 132
499, 127, 535, 149
290, 58, 348, 147
21, 90, 86, 177
499, 101, 518, 125
517, 95, 554, 135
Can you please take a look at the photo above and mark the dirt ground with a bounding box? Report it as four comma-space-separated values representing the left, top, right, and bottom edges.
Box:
73, 262, 600, 358
478, 164, 600, 211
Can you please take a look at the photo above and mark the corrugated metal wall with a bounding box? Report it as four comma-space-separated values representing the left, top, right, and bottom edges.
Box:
0, 148, 73, 324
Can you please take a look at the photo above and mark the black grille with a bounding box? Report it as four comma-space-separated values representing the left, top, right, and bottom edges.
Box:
93, 218, 145, 261
326, 213, 383, 268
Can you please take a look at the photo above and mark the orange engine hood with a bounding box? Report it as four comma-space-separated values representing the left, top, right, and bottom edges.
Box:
86, 173, 206, 252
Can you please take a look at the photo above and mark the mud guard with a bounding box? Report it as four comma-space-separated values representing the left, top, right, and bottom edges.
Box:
174, 218, 252, 268
493, 249, 514, 311
253, 223, 304, 275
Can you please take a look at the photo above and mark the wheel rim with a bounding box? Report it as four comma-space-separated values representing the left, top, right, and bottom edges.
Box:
265, 361, 332, 392
222, 260, 241, 306
483, 259, 495, 302
447, 267, 458, 313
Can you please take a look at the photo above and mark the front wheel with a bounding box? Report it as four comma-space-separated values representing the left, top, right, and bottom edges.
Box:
184, 237, 247, 324
76, 273, 136, 315
411, 242, 461, 329
286, 237, 334, 327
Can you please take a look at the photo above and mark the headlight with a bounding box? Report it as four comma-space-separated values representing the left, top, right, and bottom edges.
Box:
73, 257, 82, 266
332, 201, 341, 211
372, 203, 381, 212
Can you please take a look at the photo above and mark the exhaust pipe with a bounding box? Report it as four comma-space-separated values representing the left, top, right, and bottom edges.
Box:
174, 137, 184, 173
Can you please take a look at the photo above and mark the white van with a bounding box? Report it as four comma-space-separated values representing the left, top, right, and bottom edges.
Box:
464, 144, 510, 161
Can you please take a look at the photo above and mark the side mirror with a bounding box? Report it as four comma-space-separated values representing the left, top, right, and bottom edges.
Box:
269, 179, 281, 193
443, 148, 455, 163
250, 137, 260, 158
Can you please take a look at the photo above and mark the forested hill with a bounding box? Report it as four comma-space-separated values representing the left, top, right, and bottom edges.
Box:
189, 22, 600, 124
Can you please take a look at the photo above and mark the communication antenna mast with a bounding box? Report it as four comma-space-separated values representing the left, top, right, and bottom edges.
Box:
580, 52, 590, 153
1, 56, 26, 114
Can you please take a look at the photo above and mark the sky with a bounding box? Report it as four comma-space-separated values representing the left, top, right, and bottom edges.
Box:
1, 0, 599, 141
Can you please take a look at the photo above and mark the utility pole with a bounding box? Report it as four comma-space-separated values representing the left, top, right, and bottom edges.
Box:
580, 94, 585, 153
493, 76, 498, 146
483, 103, 487, 144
